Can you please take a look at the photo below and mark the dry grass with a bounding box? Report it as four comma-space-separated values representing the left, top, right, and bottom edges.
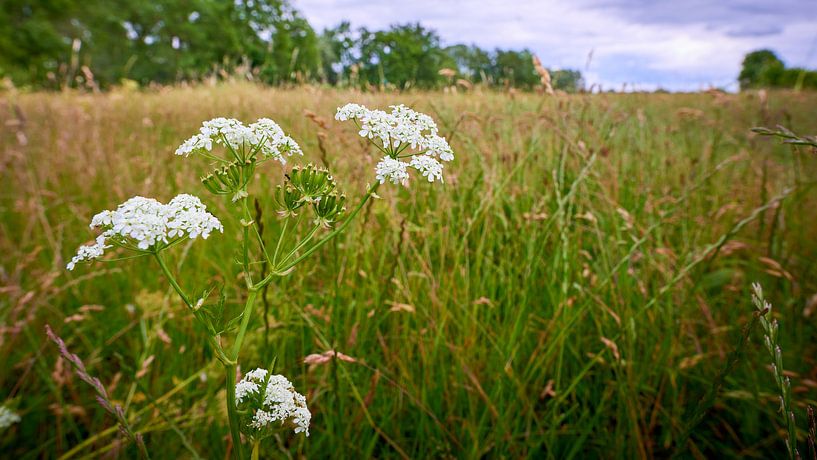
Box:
1, 83, 817, 458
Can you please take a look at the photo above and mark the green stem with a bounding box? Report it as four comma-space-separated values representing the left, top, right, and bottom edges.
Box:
278, 183, 379, 272
231, 290, 259, 359
244, 196, 275, 269
224, 364, 244, 460
155, 252, 240, 456
272, 218, 289, 266
276, 224, 321, 268
154, 253, 191, 308
255, 182, 379, 289
251, 440, 260, 460
234, 193, 261, 358
136, 438, 151, 460
241, 198, 253, 286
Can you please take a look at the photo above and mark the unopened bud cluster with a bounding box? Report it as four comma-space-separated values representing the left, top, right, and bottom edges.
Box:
274, 164, 346, 227
201, 158, 256, 201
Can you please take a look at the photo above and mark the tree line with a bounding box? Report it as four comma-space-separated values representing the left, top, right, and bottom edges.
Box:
3, 1, 813, 91
1, 0, 583, 91
739, 49, 817, 91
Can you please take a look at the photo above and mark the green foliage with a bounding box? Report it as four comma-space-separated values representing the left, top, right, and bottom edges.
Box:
551, 69, 585, 92
2, 85, 817, 458
318, 21, 356, 85
739, 49, 817, 90
492, 48, 538, 88
355, 23, 448, 89
443, 44, 494, 83
1, 3, 583, 90
0, 0, 320, 87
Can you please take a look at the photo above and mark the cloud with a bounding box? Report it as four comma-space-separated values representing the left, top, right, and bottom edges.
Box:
580, 0, 812, 28
726, 25, 783, 38
294, 0, 817, 91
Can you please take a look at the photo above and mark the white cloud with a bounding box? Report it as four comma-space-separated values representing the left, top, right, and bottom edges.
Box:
295, 0, 817, 91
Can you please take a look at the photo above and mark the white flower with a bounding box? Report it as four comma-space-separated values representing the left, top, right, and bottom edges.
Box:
67, 235, 110, 270
421, 134, 454, 162
335, 103, 367, 121
175, 133, 213, 157
235, 368, 311, 437
250, 409, 276, 429
175, 117, 302, 165
336, 103, 454, 186
375, 157, 410, 185
67, 194, 223, 270
410, 155, 444, 183
235, 380, 260, 404
245, 368, 269, 381
0, 406, 20, 430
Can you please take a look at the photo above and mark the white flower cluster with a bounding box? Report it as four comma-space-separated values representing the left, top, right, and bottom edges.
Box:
175, 117, 303, 164
235, 368, 311, 436
335, 103, 454, 185
67, 194, 223, 270
0, 406, 20, 430
374, 157, 409, 185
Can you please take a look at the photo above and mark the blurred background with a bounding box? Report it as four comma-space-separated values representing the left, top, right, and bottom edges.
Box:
2, 0, 816, 92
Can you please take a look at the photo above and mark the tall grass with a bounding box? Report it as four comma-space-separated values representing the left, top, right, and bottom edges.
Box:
1, 83, 816, 458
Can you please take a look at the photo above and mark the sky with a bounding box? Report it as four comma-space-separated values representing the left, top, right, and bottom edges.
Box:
295, 0, 817, 91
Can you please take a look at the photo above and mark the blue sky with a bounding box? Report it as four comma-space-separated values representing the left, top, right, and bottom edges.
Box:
295, 0, 817, 91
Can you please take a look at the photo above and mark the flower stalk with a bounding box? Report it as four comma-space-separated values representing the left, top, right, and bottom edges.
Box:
64, 108, 453, 458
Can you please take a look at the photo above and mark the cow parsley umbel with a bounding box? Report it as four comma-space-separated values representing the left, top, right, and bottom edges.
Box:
235, 368, 311, 439
175, 117, 302, 165
65, 108, 453, 459
335, 103, 454, 185
67, 194, 223, 270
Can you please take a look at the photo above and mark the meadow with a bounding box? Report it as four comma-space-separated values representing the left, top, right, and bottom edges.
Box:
1, 83, 816, 458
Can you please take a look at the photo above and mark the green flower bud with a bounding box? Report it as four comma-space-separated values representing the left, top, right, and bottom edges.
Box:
312, 191, 346, 228
273, 184, 304, 217
289, 164, 336, 203
200, 159, 256, 197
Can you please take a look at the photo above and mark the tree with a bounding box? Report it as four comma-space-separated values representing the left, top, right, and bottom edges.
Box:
357, 23, 447, 89
0, 5, 587, 91
551, 69, 584, 92
0, 0, 309, 87
739, 49, 784, 90
739, 49, 817, 91
318, 21, 356, 85
443, 44, 493, 84
492, 49, 538, 89
0, 0, 86, 88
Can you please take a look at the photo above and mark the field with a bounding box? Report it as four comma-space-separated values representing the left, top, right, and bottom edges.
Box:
1, 83, 817, 458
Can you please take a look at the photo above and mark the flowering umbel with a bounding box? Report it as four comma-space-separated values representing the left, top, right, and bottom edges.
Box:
67, 194, 223, 270
175, 117, 302, 165
335, 103, 454, 185
235, 368, 311, 438
64, 108, 454, 458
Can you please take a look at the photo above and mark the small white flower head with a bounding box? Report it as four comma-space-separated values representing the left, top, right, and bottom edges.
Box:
235, 368, 311, 439
67, 194, 223, 270
335, 103, 454, 186
249, 118, 304, 163
409, 155, 444, 183
175, 117, 302, 165
67, 235, 110, 271
0, 405, 20, 430
375, 157, 410, 185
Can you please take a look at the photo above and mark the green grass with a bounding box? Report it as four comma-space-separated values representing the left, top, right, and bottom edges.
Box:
1, 83, 816, 458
